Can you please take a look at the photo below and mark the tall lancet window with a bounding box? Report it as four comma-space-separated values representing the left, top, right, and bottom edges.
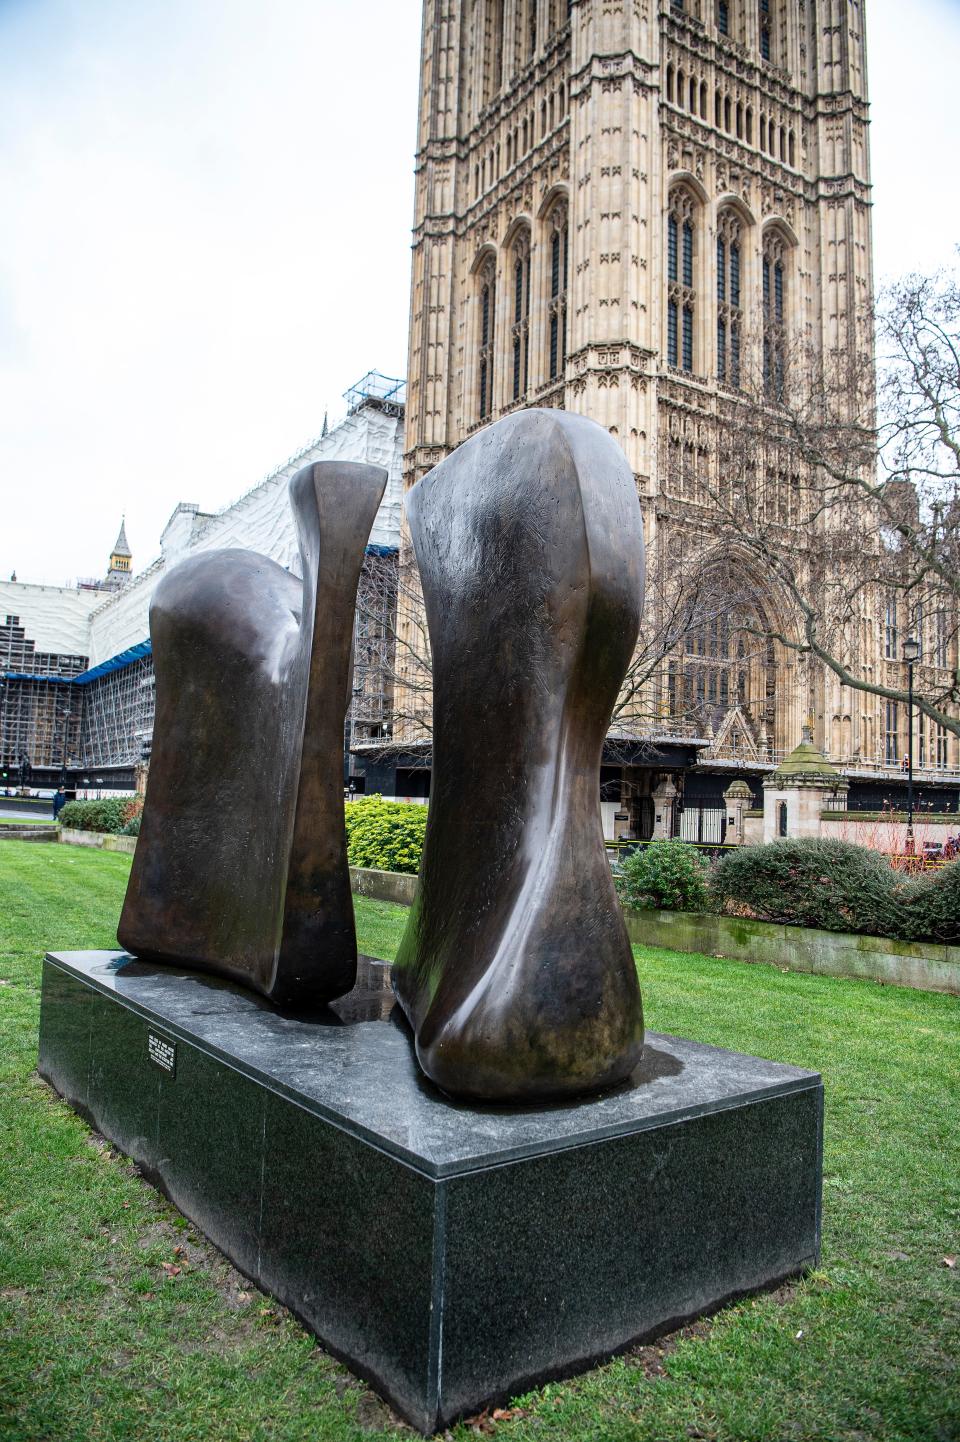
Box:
762, 230, 787, 400
482, 0, 504, 105
716, 208, 743, 386
547, 203, 568, 382
667, 188, 697, 373
758, 0, 771, 60
478, 256, 497, 420
511, 230, 532, 400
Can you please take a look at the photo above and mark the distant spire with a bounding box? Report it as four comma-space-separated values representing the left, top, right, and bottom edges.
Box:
112, 516, 131, 557
321, 410, 329, 438
9, 570, 16, 582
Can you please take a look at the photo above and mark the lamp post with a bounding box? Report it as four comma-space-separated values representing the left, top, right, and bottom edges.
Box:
903, 636, 920, 851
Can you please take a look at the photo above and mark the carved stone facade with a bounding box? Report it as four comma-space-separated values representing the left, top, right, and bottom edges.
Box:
400, 0, 890, 776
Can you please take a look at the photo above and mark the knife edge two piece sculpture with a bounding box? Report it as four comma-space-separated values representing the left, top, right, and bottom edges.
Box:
118, 411, 646, 1102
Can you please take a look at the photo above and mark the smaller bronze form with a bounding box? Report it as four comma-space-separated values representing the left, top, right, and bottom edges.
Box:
392, 410, 645, 1101
118, 461, 387, 1008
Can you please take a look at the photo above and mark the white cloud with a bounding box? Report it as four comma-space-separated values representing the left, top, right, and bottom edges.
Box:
0, 0, 419, 584
1, 0, 957, 588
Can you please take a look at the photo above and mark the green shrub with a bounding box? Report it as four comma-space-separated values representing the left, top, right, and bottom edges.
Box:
711, 838, 904, 937
120, 814, 141, 837
58, 797, 136, 835
899, 859, 960, 944
344, 795, 428, 875
615, 840, 711, 913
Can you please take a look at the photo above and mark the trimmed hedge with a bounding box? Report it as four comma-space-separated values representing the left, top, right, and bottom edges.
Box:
615, 840, 709, 913
711, 838, 903, 937
711, 838, 960, 945
900, 860, 960, 944
59, 796, 142, 836
344, 795, 428, 876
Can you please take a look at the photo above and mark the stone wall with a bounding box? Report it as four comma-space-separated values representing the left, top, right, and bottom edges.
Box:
345, 866, 959, 995
623, 908, 959, 996
349, 866, 418, 907
59, 827, 137, 856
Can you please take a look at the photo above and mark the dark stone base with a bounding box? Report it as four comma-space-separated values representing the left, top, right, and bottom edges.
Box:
38, 951, 823, 1434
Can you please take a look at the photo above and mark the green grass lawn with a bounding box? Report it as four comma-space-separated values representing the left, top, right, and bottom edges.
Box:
1, 838, 957, 1442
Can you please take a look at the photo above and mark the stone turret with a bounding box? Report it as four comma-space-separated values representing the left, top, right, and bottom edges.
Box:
762, 725, 847, 842
723, 779, 754, 846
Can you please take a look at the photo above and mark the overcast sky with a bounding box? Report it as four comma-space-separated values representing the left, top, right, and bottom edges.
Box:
1, 0, 958, 587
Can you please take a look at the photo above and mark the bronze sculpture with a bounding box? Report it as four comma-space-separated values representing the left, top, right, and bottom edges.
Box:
392, 409, 646, 1101
118, 460, 387, 1008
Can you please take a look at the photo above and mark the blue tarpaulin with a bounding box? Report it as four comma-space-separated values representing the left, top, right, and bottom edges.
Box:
71, 640, 153, 686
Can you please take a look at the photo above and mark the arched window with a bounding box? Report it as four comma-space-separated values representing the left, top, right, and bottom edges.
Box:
667, 564, 779, 738
778, 801, 788, 837
788, 129, 796, 167
715, 88, 722, 126
666, 64, 675, 103
724, 95, 731, 131
700, 80, 708, 116
510, 230, 532, 400
746, 106, 753, 143
527, 0, 537, 59
762, 230, 787, 399
677, 68, 685, 108
716, 208, 743, 387
759, 115, 766, 151
667, 188, 697, 373
546, 202, 569, 381
736, 101, 743, 138
717, 0, 729, 35
689, 75, 697, 111
477, 255, 497, 421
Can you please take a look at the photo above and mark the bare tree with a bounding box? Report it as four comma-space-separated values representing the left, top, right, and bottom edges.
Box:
352, 515, 762, 768
704, 258, 960, 740
349, 546, 433, 765
608, 527, 766, 754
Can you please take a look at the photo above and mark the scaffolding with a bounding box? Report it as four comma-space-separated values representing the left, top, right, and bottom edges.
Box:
79, 654, 155, 768
349, 546, 399, 746
0, 615, 86, 771
342, 371, 407, 417
1, 541, 398, 780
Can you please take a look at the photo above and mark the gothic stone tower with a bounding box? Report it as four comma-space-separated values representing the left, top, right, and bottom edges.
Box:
104, 517, 133, 590
403, 0, 873, 764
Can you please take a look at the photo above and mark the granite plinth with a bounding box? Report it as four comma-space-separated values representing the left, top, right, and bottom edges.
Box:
38, 951, 823, 1434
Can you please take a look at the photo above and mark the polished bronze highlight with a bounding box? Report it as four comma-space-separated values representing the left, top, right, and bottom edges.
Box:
118, 461, 387, 1008
393, 410, 645, 1101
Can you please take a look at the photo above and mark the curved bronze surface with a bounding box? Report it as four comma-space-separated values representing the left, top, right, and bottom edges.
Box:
118, 461, 387, 1008
392, 410, 645, 1101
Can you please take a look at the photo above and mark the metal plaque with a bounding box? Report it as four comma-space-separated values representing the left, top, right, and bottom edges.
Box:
148, 1031, 176, 1076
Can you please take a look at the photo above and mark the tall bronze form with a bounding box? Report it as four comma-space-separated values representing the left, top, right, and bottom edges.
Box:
118, 461, 387, 1009
393, 410, 645, 1101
